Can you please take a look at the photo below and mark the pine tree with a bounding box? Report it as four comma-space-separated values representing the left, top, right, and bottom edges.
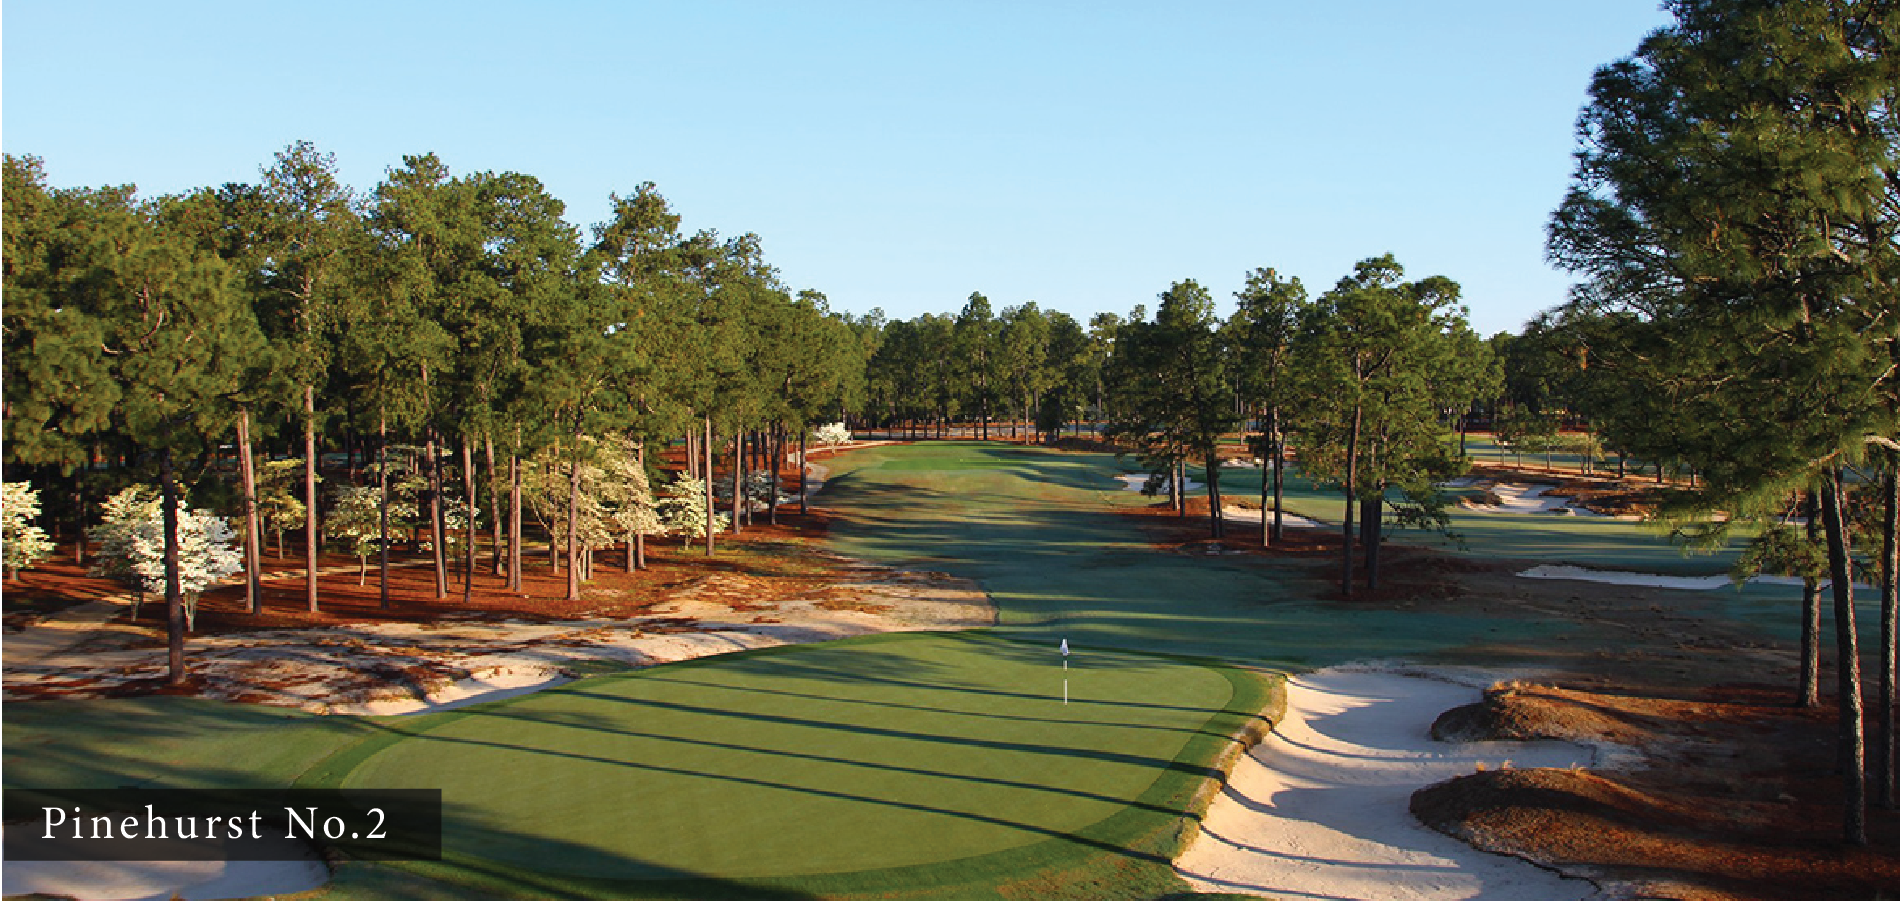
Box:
1103, 280, 1241, 538
1547, 0, 1899, 843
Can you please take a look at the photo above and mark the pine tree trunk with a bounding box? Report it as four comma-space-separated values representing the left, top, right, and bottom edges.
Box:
769, 424, 781, 526
379, 414, 391, 610
1820, 470, 1867, 846
1802, 489, 1822, 708
631, 442, 645, 573
487, 436, 502, 577
509, 452, 524, 592
1271, 412, 1286, 545
799, 430, 809, 515
704, 417, 716, 557
1342, 403, 1361, 598
237, 407, 263, 615
462, 438, 476, 604
427, 432, 447, 599
304, 384, 320, 613
1881, 466, 1898, 809
1205, 447, 1224, 538
731, 430, 745, 535
1363, 494, 1382, 591
566, 424, 582, 603
161, 449, 186, 685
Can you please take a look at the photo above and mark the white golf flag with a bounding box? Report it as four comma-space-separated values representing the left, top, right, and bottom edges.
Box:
1060, 638, 1069, 657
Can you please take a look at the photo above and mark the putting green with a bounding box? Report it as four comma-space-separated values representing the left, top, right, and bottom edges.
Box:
293, 632, 1267, 894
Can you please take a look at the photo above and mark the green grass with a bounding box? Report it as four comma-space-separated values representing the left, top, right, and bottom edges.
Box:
2, 697, 374, 791
823, 443, 1570, 667
5, 439, 1834, 899
4, 631, 1278, 900
318, 635, 1237, 879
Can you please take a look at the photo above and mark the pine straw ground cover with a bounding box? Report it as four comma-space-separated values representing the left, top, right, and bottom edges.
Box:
1416, 683, 1900, 900
3, 511, 994, 710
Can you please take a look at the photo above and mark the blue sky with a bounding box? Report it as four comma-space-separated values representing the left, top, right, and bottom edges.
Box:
4, 1, 1674, 336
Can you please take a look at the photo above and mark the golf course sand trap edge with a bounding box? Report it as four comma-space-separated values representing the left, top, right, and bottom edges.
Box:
1219, 505, 1325, 529
323, 664, 572, 715
0, 842, 329, 901
1174, 666, 1601, 901
1515, 563, 1869, 593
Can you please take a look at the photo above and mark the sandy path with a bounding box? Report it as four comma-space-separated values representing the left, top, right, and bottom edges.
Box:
1175, 668, 1599, 900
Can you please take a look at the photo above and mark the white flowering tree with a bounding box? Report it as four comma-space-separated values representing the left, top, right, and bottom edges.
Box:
2, 482, 55, 581
327, 485, 419, 584
596, 435, 664, 571
91, 486, 244, 629
813, 422, 852, 447
712, 470, 784, 509
257, 459, 313, 558
363, 452, 430, 549
658, 474, 728, 539
524, 446, 614, 560
523, 435, 665, 576
90, 485, 162, 601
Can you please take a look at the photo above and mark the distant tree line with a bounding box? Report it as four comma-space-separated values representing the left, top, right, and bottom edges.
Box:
857, 255, 1499, 598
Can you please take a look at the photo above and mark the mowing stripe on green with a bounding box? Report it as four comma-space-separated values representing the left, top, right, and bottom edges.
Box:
312, 633, 1238, 882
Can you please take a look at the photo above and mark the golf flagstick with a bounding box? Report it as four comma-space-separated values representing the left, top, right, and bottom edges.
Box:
1060, 638, 1069, 704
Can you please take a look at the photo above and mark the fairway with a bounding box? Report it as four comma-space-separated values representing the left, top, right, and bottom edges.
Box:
821, 442, 1574, 667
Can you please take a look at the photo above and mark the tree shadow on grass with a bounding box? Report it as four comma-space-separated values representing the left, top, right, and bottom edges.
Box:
3, 698, 827, 900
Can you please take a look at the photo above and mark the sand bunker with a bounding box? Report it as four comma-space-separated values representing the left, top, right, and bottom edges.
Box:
323, 664, 572, 716
1516, 564, 1854, 592
1, 837, 328, 901
1219, 505, 1325, 529
1116, 473, 1203, 493
1175, 667, 1597, 901
1460, 482, 1600, 516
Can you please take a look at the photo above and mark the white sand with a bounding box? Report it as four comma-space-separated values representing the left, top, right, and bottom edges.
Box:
1175, 668, 1598, 901
1, 833, 328, 900
1116, 473, 1203, 493
323, 665, 573, 716
1516, 564, 1855, 592
1460, 482, 1599, 516
1219, 505, 1326, 529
